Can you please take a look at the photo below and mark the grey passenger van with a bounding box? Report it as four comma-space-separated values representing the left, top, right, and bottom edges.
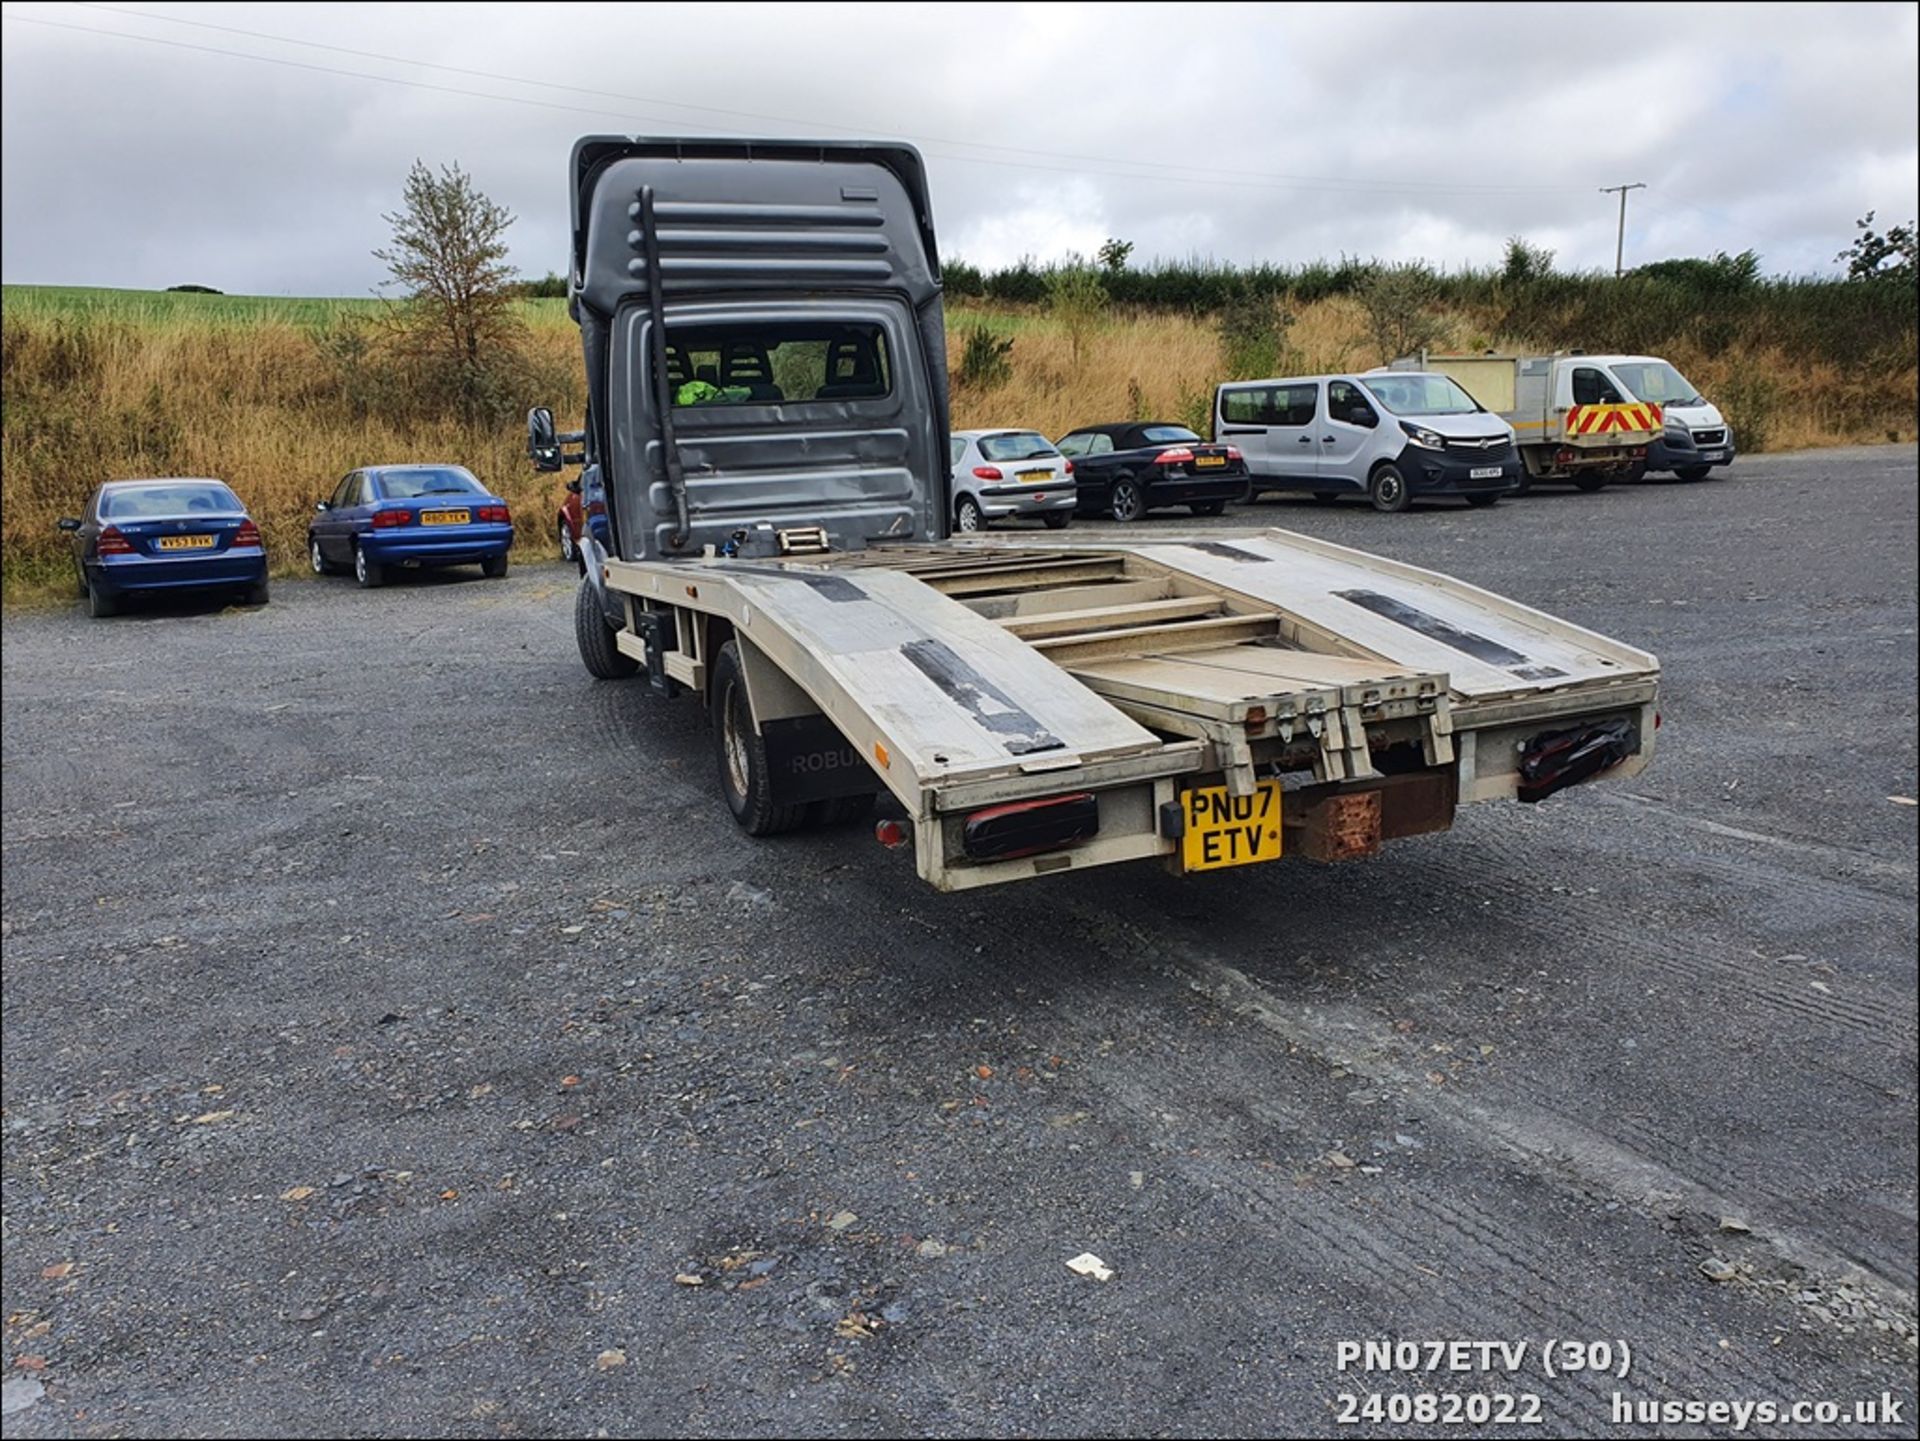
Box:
1214, 372, 1521, 512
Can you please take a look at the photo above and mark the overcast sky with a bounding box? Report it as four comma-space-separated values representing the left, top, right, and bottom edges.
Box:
3, 1, 1916, 295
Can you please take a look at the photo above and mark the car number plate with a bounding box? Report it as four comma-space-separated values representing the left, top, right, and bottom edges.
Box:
1700, 451, 1724, 461
1194, 455, 1227, 468
1018, 469, 1053, 483
420, 509, 470, 525
1179, 779, 1282, 872
1469, 466, 1504, 480
156, 534, 215, 551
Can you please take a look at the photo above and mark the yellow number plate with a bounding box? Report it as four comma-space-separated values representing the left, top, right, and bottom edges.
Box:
1180, 779, 1282, 871
156, 534, 215, 551
1194, 454, 1227, 468
1018, 469, 1053, 483
420, 509, 470, 525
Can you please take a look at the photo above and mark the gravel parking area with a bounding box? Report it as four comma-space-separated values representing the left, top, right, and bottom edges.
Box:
3, 446, 1915, 1436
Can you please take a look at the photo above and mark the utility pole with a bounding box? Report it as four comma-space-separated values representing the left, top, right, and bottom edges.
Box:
1600, 183, 1646, 277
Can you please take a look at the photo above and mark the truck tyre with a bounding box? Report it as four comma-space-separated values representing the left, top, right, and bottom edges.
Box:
1109, 477, 1146, 523
711, 640, 809, 836
1041, 511, 1071, 530
1368, 463, 1412, 513
954, 496, 985, 532
353, 544, 384, 589
1511, 472, 1534, 497
1675, 464, 1713, 483
574, 575, 639, 680
1573, 475, 1608, 493
1465, 492, 1501, 508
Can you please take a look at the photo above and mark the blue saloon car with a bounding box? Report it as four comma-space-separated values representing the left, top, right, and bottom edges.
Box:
58, 478, 270, 618
307, 465, 514, 588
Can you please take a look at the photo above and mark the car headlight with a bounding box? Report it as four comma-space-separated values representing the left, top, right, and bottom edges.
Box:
1399, 421, 1445, 450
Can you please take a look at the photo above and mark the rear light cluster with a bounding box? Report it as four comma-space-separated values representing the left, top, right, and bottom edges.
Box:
96, 525, 134, 556
1064, 459, 1075, 475
1224, 446, 1243, 462
371, 507, 411, 529
1155, 447, 1195, 465
478, 504, 511, 524
973, 466, 1003, 481
234, 519, 262, 548
961, 792, 1099, 861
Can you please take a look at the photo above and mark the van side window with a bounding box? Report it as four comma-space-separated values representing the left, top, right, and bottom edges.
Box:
1327, 381, 1375, 426
1572, 367, 1624, 406
1279, 384, 1319, 427
1222, 387, 1278, 425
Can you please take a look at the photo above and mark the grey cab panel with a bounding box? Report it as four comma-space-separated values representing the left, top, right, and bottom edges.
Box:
570, 138, 951, 561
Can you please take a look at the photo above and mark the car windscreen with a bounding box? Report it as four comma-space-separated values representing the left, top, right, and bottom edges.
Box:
376, 469, 485, 499
667, 322, 892, 407
1360, 375, 1482, 416
100, 482, 242, 517
978, 432, 1059, 462
1606, 361, 1703, 407
1139, 425, 1202, 443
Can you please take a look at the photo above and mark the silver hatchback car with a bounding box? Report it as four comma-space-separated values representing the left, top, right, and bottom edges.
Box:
949, 429, 1077, 531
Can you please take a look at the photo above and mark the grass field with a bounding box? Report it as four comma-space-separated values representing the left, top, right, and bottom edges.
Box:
3, 283, 1914, 602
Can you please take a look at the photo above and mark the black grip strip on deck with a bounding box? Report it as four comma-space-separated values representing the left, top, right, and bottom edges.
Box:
1185, 541, 1270, 563
900, 638, 1065, 755
725, 565, 870, 603
1336, 589, 1567, 678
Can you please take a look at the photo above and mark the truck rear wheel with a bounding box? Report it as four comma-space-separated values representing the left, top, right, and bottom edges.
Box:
711, 641, 810, 836
1574, 475, 1608, 493
1675, 465, 1713, 482
574, 576, 640, 680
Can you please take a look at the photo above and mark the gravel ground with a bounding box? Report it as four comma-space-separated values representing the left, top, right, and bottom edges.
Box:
3, 445, 1916, 1437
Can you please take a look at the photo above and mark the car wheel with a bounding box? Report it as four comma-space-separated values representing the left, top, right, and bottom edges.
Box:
1109, 477, 1146, 523
86, 580, 119, 619
1574, 475, 1608, 493
574, 575, 639, 680
1674, 464, 1712, 483
1368, 463, 1412, 513
711, 640, 809, 836
558, 519, 576, 565
482, 553, 510, 580
75, 563, 90, 598
1041, 511, 1072, 530
353, 544, 384, 589
1191, 500, 1227, 517
1465, 493, 1501, 508
308, 535, 339, 576
954, 496, 985, 533
244, 579, 271, 606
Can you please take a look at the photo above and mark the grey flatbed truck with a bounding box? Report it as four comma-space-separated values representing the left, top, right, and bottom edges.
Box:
532, 137, 1660, 891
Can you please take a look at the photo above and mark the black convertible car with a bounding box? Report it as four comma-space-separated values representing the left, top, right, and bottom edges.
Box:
1054, 422, 1249, 522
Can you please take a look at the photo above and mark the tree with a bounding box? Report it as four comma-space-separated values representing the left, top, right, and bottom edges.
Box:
1046, 259, 1109, 367
1500, 236, 1554, 284
1838, 211, 1917, 282
1357, 262, 1446, 363
374, 160, 525, 419
1097, 237, 1134, 274
1217, 282, 1295, 378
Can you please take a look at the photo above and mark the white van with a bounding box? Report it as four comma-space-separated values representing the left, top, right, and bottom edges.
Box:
1593, 355, 1736, 481
1214, 373, 1521, 512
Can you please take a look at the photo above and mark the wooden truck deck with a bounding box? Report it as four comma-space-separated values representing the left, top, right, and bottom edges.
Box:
600, 527, 1659, 889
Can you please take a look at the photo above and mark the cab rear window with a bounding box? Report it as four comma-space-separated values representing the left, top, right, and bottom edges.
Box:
665, 322, 892, 407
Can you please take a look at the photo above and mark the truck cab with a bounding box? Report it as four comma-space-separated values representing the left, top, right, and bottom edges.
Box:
1588, 354, 1736, 481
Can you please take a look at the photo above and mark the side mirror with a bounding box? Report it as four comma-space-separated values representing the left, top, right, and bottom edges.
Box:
314, 500, 331, 513
1354, 407, 1378, 428
57, 516, 82, 532
566, 478, 582, 494
528, 406, 561, 472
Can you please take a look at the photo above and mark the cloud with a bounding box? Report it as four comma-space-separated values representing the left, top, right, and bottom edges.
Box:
2, 0, 1914, 293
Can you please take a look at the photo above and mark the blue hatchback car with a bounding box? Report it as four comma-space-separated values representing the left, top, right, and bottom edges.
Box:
58, 478, 270, 618
307, 465, 514, 588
